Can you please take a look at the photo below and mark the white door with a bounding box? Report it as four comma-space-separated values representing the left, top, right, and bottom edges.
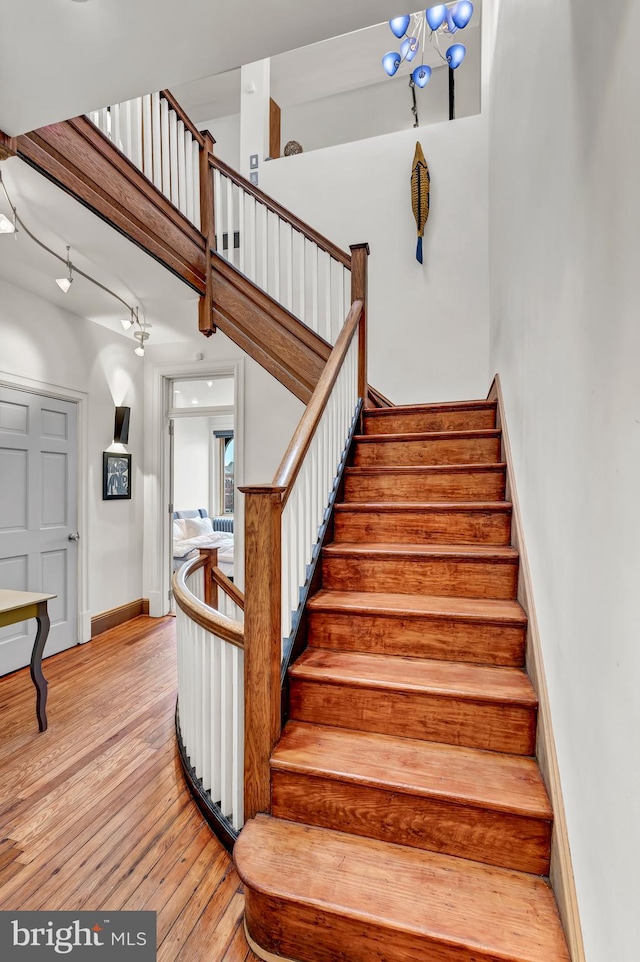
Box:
0, 386, 78, 675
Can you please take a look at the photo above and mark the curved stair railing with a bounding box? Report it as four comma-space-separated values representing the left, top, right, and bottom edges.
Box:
173, 245, 369, 846
172, 548, 245, 848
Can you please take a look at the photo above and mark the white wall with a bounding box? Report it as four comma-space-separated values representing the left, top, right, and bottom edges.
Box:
260, 114, 490, 404
173, 417, 211, 513
488, 1, 640, 959
280, 44, 481, 155
199, 113, 241, 171
0, 277, 145, 626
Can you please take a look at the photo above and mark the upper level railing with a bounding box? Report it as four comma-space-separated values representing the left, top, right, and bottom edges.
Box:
87, 88, 353, 348
211, 157, 351, 345
89, 90, 202, 229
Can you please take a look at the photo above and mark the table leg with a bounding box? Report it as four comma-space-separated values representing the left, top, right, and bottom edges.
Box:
30, 601, 50, 732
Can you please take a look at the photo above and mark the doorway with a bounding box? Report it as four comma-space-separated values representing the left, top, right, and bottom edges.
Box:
0, 385, 79, 674
168, 375, 235, 604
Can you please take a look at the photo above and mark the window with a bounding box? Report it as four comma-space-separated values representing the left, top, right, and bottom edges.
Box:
215, 431, 234, 515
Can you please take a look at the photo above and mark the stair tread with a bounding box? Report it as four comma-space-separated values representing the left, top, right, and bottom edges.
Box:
307, 589, 527, 624
273, 722, 552, 819
290, 648, 537, 706
364, 400, 496, 415
345, 462, 507, 475
335, 500, 512, 513
323, 541, 519, 560
354, 428, 500, 443
236, 816, 569, 962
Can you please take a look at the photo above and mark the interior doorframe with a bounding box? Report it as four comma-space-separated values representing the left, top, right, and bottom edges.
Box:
144, 358, 245, 618
0, 369, 90, 643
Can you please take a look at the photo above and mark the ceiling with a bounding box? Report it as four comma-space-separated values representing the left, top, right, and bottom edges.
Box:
0, 156, 199, 345
1, 0, 405, 136
175, 7, 481, 124
1, 1, 481, 350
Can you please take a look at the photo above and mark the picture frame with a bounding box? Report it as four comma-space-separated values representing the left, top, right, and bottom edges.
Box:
103, 451, 131, 500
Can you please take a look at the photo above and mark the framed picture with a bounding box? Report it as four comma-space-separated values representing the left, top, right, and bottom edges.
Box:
103, 452, 131, 500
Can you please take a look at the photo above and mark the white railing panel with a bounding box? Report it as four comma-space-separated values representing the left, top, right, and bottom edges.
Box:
176, 562, 245, 832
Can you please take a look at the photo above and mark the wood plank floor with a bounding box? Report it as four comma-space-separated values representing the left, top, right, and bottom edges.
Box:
0, 615, 260, 962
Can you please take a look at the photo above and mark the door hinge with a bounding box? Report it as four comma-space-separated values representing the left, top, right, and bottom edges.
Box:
168, 420, 174, 436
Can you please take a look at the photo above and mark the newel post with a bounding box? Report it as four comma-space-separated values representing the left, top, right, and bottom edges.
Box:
239, 484, 285, 821
198, 130, 216, 337
350, 243, 370, 406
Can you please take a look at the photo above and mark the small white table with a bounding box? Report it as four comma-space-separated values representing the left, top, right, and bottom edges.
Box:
0, 589, 56, 732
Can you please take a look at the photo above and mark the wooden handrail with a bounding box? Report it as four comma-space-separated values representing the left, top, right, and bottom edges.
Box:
209, 155, 352, 269
273, 301, 362, 502
160, 90, 206, 148
212, 566, 245, 611
172, 556, 244, 649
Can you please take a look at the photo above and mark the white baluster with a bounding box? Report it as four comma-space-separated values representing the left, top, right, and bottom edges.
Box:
297, 233, 306, 325
225, 177, 234, 265
130, 98, 143, 170
111, 103, 122, 152
177, 119, 186, 214
150, 94, 162, 189
231, 647, 244, 829
120, 100, 132, 161
160, 97, 170, 199
213, 169, 223, 250
238, 188, 245, 274
169, 109, 179, 208
310, 243, 319, 335
185, 131, 194, 223
141, 95, 153, 179
192, 141, 201, 230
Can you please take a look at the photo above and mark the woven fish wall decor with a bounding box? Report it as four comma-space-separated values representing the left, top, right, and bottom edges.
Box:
411, 142, 430, 264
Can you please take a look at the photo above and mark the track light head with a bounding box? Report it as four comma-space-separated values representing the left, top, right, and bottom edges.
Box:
133, 329, 149, 358
55, 246, 73, 294
0, 213, 16, 234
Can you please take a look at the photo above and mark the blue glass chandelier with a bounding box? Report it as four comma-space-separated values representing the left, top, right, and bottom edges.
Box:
382, 3, 474, 88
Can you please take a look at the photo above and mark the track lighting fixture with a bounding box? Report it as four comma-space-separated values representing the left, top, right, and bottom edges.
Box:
0, 171, 150, 355
55, 246, 74, 293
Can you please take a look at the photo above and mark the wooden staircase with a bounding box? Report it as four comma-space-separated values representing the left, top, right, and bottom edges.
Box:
235, 399, 570, 962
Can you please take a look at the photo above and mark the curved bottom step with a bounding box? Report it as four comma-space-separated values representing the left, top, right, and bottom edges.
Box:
235, 815, 570, 962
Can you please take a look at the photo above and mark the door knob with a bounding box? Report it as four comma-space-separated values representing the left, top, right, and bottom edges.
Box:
68, 532, 80, 542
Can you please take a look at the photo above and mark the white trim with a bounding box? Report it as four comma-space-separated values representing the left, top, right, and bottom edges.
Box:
143, 357, 245, 617
0, 368, 90, 644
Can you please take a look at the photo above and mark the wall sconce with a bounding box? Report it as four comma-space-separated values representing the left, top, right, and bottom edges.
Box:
114, 406, 131, 444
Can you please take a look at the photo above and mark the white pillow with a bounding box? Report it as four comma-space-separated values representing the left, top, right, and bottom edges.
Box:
183, 516, 214, 538
173, 519, 187, 540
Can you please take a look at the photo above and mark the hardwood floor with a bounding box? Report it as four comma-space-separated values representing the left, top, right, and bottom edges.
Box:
0, 615, 259, 962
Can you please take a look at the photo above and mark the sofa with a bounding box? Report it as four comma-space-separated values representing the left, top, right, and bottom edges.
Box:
172, 508, 234, 577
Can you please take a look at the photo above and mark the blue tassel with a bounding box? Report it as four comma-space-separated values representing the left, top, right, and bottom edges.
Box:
416, 236, 423, 264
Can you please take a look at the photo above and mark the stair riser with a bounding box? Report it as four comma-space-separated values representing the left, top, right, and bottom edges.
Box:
353, 436, 501, 467
364, 408, 496, 435
322, 556, 519, 599
246, 893, 516, 962
343, 469, 506, 503
333, 509, 511, 545
307, 612, 526, 667
271, 771, 551, 875
289, 681, 536, 755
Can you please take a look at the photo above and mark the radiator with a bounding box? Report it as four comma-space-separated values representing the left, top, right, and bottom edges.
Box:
211, 516, 234, 533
